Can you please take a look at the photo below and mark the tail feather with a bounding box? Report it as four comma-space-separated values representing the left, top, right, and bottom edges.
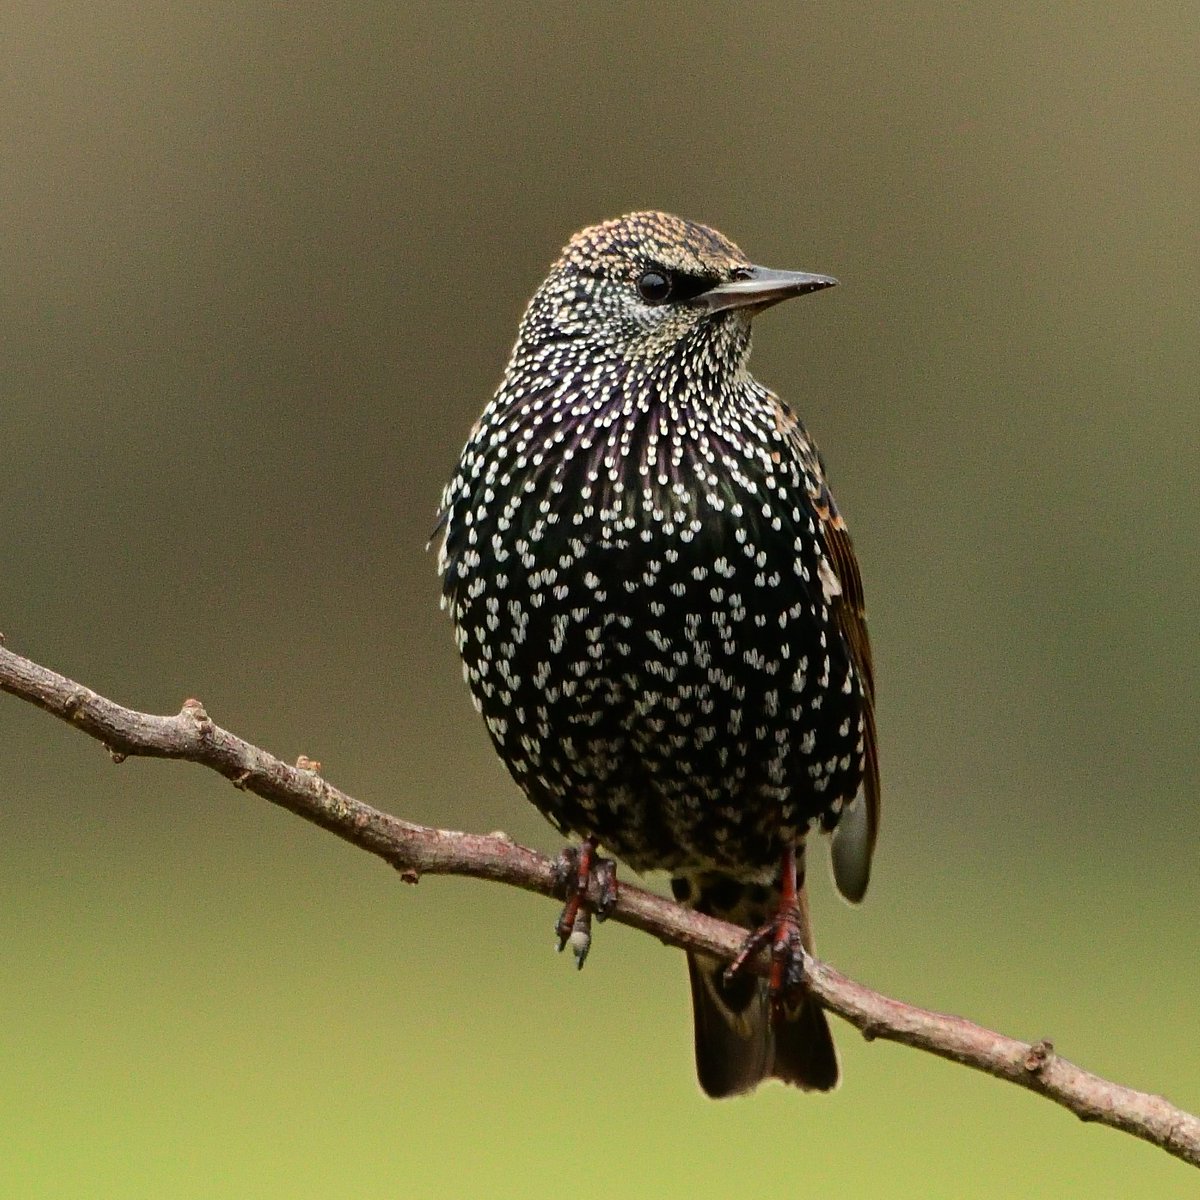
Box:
771, 986, 840, 1092
687, 951, 774, 1098
678, 860, 839, 1098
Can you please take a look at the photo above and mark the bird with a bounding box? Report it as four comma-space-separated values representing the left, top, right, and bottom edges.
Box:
437, 211, 878, 1097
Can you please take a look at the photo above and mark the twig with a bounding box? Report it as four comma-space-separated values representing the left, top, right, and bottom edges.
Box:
1, 639, 1197, 1170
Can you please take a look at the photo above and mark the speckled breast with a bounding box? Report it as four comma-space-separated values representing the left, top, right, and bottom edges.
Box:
441, 460, 868, 877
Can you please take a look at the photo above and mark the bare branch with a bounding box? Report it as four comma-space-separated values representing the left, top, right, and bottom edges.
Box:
1, 639, 1197, 1170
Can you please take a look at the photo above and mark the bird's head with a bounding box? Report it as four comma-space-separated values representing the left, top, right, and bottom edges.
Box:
515, 211, 836, 373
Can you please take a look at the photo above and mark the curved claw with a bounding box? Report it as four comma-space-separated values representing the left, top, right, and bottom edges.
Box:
768, 915, 806, 1018
552, 837, 618, 968
593, 857, 619, 921
720, 845, 810, 1019
722, 924, 774, 987
722, 908, 806, 1017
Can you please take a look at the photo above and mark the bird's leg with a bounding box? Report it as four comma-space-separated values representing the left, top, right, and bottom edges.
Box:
765, 844, 806, 1016
722, 845, 806, 1018
551, 835, 618, 968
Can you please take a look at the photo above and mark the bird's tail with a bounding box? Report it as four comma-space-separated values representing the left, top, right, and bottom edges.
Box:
674, 856, 839, 1098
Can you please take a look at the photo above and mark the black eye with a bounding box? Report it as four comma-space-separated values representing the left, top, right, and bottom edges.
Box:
636, 270, 673, 304
635, 268, 720, 306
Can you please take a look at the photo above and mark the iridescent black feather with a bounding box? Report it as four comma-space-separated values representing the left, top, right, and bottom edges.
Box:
439, 212, 878, 1095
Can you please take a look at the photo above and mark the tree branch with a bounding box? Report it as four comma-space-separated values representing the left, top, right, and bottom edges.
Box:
1, 638, 1197, 1170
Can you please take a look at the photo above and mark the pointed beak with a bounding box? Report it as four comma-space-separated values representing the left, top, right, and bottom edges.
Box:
700, 265, 838, 314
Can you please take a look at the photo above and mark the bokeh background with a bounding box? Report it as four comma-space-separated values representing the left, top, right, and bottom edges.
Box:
3, 3, 1197, 1196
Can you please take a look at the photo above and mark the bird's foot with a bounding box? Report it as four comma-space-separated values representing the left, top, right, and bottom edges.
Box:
551, 836, 618, 969
722, 903, 806, 1017
722, 845, 808, 1018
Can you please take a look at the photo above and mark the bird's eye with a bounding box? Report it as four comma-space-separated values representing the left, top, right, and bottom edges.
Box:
635, 268, 721, 306
636, 270, 673, 304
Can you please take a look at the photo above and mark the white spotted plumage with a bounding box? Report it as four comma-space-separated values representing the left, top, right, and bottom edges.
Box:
437, 212, 876, 887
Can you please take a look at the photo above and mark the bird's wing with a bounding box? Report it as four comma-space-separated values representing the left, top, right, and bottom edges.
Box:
773, 397, 880, 899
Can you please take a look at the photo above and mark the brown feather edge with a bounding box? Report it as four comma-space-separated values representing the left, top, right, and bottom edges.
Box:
772, 394, 881, 861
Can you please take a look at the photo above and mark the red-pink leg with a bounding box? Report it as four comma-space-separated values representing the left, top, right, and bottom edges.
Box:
552, 836, 619, 968
722, 845, 806, 1021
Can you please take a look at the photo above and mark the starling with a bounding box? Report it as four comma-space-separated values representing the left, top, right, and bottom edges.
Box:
437, 212, 879, 1097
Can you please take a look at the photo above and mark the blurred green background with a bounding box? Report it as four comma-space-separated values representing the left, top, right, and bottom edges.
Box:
2, 3, 1197, 1196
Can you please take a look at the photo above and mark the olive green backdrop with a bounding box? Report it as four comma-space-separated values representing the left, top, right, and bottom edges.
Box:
2, 3, 1197, 1196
